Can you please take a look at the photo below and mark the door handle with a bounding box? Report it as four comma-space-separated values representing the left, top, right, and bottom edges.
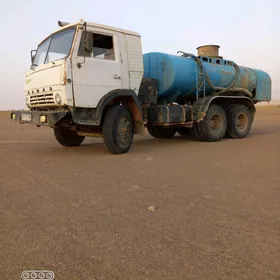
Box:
113, 75, 121, 79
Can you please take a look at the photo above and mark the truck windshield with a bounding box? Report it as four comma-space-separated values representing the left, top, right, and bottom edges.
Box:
33, 27, 76, 67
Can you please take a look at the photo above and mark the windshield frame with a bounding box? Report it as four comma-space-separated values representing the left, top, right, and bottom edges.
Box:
32, 26, 77, 68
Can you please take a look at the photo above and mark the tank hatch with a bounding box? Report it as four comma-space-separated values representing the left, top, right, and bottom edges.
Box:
197, 45, 223, 59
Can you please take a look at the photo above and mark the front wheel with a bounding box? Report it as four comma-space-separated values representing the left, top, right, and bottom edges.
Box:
54, 127, 85, 147
102, 105, 134, 154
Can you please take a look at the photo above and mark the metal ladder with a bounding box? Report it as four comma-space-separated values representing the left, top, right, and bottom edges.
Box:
177, 51, 206, 100
195, 63, 206, 99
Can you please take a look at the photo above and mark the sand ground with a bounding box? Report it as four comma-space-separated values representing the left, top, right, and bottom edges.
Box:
0, 107, 280, 280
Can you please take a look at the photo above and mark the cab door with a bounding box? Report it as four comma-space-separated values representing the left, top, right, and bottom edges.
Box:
72, 28, 123, 108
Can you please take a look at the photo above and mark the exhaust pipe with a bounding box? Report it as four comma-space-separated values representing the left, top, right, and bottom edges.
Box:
58, 21, 70, 27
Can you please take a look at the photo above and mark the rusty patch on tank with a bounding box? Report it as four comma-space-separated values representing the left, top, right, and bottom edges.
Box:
240, 72, 250, 88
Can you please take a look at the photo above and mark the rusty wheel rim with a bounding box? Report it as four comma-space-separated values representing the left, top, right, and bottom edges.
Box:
210, 114, 222, 130
117, 116, 132, 147
237, 113, 248, 132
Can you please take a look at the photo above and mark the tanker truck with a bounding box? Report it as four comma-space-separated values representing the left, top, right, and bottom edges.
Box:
10, 19, 272, 154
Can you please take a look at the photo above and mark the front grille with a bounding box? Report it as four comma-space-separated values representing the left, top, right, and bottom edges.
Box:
30, 93, 55, 106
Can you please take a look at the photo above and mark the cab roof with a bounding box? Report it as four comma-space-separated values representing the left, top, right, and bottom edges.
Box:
56, 19, 140, 37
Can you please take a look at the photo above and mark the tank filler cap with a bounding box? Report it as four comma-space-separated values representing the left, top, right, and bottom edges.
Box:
197, 45, 223, 59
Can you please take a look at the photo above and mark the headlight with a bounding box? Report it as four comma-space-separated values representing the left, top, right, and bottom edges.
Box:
55, 93, 62, 104
25, 97, 30, 106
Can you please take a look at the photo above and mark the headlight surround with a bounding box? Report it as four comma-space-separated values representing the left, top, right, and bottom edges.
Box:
55, 93, 62, 104
25, 97, 30, 106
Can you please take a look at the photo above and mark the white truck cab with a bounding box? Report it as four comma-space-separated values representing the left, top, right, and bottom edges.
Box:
26, 19, 144, 109
12, 19, 147, 154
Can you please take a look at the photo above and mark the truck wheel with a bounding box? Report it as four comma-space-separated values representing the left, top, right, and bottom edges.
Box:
193, 124, 203, 141
54, 127, 85, 147
195, 104, 227, 142
226, 104, 252, 138
147, 124, 177, 138
102, 105, 134, 154
177, 127, 192, 136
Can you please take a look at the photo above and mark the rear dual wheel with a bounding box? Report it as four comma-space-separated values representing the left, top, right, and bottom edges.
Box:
226, 104, 252, 138
194, 104, 252, 141
194, 104, 227, 142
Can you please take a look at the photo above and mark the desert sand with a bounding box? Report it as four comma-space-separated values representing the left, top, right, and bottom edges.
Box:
0, 107, 280, 280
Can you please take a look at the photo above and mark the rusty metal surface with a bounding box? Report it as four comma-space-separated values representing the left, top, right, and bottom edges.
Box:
138, 78, 158, 105
10, 110, 69, 127
76, 125, 103, 138
197, 45, 222, 58
147, 104, 192, 126
192, 96, 256, 122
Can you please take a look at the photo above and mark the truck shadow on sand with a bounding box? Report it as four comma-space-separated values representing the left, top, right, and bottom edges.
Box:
46, 134, 212, 156
46, 126, 280, 156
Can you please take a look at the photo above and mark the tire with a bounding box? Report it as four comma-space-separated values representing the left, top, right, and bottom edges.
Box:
195, 104, 227, 142
193, 124, 203, 141
226, 104, 252, 138
147, 124, 177, 138
102, 105, 134, 154
54, 127, 85, 147
177, 127, 192, 136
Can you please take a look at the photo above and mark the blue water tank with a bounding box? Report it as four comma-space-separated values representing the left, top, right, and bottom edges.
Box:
143, 51, 271, 102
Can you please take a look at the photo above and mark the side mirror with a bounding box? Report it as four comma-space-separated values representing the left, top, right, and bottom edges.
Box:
30, 49, 36, 64
84, 32, 93, 53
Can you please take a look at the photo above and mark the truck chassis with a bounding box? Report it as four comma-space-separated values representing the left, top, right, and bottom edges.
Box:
11, 85, 256, 154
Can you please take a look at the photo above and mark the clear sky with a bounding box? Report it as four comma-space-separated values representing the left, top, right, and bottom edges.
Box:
1, 0, 279, 110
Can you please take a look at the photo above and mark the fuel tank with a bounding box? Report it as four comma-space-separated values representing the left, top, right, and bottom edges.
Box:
143, 45, 271, 103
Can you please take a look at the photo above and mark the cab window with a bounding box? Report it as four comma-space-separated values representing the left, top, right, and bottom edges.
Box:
78, 31, 115, 60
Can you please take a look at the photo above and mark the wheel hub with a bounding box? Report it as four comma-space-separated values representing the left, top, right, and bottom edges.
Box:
237, 113, 248, 132
210, 114, 222, 130
118, 117, 131, 144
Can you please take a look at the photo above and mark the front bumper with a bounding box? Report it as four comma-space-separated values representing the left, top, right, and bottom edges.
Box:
10, 110, 69, 127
